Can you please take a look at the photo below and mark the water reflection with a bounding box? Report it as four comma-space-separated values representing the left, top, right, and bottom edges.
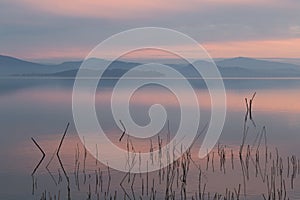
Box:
0, 79, 299, 199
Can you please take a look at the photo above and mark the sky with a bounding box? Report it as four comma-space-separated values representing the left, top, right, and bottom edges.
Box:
1, 0, 300, 62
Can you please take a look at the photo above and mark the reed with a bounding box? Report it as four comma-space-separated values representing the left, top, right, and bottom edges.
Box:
32, 97, 300, 200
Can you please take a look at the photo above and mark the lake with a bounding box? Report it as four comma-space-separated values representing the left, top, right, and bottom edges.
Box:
0, 77, 299, 199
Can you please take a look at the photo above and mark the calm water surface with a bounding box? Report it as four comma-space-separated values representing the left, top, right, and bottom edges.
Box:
0, 78, 299, 199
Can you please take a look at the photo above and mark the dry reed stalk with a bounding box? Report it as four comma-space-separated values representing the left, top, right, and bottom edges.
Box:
31, 137, 46, 176
56, 123, 71, 200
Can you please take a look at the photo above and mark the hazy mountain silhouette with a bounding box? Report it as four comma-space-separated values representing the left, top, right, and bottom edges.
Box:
0, 55, 83, 76
1, 55, 300, 78
216, 57, 300, 70
0, 55, 141, 76
216, 57, 300, 77
0, 55, 51, 75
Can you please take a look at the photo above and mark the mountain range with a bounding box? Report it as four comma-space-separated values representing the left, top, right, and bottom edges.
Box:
1, 55, 300, 78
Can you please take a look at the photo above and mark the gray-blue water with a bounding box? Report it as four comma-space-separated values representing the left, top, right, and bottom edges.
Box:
0, 78, 300, 199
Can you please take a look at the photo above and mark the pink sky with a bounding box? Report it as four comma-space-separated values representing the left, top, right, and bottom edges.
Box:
19, 38, 300, 61
1, 0, 300, 60
19, 0, 287, 19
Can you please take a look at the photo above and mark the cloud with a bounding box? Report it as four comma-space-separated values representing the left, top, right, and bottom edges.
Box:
290, 26, 300, 35
1, 0, 300, 60
11, 0, 289, 19
204, 38, 300, 58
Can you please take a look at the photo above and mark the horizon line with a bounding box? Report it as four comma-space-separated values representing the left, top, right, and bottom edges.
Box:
2, 54, 300, 64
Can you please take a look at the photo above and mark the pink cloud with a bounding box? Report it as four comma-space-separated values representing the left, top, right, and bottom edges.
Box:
13, 37, 300, 61
18, 0, 284, 19
204, 38, 300, 58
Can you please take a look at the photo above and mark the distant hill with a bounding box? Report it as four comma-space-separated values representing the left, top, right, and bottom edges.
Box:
0, 55, 140, 76
216, 57, 300, 70
44, 68, 164, 78
215, 57, 300, 77
0, 55, 82, 76
1, 55, 300, 78
0, 55, 51, 75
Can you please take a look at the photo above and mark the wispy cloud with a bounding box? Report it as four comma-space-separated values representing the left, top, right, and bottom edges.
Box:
204, 38, 300, 58
1, 0, 300, 60
11, 0, 294, 19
